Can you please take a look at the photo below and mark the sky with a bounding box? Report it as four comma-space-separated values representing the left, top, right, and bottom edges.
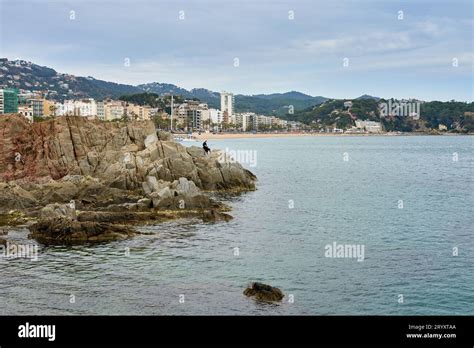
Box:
0, 0, 473, 101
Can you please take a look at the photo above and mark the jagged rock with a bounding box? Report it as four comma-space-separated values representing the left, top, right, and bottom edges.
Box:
244, 282, 284, 302
0, 183, 37, 212
0, 115, 255, 244
186, 146, 256, 191
0, 115, 255, 192
29, 217, 137, 244
40, 203, 77, 220
137, 198, 152, 207
149, 177, 212, 210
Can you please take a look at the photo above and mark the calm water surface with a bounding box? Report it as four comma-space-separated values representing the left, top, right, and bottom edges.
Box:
1, 136, 473, 315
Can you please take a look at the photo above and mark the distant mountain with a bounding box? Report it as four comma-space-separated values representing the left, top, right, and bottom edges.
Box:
137, 82, 192, 98
252, 91, 318, 101
235, 92, 327, 116
126, 83, 328, 114
0, 58, 329, 115
356, 94, 381, 101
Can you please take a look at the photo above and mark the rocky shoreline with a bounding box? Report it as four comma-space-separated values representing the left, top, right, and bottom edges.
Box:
0, 115, 256, 244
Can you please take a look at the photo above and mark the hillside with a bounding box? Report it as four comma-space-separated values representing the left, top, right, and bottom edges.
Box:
137, 83, 326, 114
1, 58, 472, 131
0, 58, 140, 100
285, 98, 474, 132
0, 58, 327, 114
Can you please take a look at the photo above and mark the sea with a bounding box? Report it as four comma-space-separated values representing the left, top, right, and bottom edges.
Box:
1, 135, 473, 315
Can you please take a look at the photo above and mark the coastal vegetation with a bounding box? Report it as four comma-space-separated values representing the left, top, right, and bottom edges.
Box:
283, 99, 474, 133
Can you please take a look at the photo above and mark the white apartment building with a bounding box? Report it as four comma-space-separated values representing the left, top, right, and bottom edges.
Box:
233, 112, 255, 131
106, 102, 125, 121
208, 108, 222, 124
220, 91, 234, 122
355, 120, 382, 133
56, 99, 97, 116
174, 101, 208, 130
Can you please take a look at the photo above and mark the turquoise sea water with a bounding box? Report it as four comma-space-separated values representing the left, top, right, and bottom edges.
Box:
1, 135, 473, 315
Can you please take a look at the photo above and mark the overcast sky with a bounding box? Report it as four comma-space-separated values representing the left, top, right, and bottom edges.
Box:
0, 0, 472, 101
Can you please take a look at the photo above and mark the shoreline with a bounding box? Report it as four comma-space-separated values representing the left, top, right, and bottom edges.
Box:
191, 132, 472, 140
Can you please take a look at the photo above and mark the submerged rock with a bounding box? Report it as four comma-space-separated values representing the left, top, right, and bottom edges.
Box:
201, 209, 233, 222
244, 282, 284, 302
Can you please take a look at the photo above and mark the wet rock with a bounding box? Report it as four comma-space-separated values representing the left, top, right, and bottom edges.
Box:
201, 210, 233, 222
149, 177, 214, 210
244, 282, 284, 302
40, 202, 77, 220
0, 210, 30, 226
29, 217, 137, 244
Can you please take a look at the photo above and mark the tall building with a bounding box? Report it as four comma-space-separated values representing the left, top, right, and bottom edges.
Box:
97, 101, 106, 120
208, 108, 222, 124
174, 101, 208, 130
0, 88, 19, 114
31, 99, 45, 117
220, 91, 234, 122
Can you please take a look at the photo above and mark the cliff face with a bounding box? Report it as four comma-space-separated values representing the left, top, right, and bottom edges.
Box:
0, 114, 256, 243
0, 114, 256, 191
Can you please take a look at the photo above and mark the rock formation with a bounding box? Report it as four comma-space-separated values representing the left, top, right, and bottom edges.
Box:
0, 114, 256, 191
0, 114, 256, 243
244, 282, 284, 302
29, 217, 137, 244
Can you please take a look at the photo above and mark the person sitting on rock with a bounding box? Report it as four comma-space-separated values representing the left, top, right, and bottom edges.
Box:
203, 140, 211, 155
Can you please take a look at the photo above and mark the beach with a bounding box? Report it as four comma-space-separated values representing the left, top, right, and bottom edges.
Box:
192, 132, 388, 140
189, 132, 460, 140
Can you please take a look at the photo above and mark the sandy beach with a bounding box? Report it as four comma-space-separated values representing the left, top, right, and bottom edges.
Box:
190, 132, 407, 140
192, 132, 317, 140
189, 132, 465, 140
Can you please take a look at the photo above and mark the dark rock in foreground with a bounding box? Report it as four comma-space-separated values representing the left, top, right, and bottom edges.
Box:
29, 217, 137, 244
244, 282, 284, 302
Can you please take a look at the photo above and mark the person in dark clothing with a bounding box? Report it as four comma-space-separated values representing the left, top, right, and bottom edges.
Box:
203, 140, 211, 155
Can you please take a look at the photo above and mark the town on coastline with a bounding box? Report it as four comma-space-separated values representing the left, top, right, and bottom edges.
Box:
1, 58, 472, 136
0, 86, 307, 133
0, 87, 412, 136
